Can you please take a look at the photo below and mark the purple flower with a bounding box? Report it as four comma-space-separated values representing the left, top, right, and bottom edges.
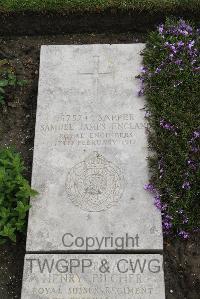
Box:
177, 209, 189, 224
155, 67, 162, 74
187, 159, 197, 170
193, 66, 200, 72
188, 40, 195, 50
183, 217, 189, 224
179, 20, 193, 32
140, 66, 148, 74
163, 221, 172, 230
177, 41, 184, 47
158, 24, 164, 35
160, 119, 177, 134
182, 30, 189, 36
182, 181, 191, 190
145, 111, 151, 118
193, 130, 200, 139
162, 214, 173, 233
144, 183, 166, 211
175, 59, 182, 65
178, 230, 189, 239
177, 20, 193, 36
154, 195, 167, 212
139, 76, 145, 83
171, 45, 177, 53
160, 119, 168, 129
191, 59, 197, 65
166, 20, 193, 37
191, 146, 199, 153
154, 196, 162, 210
144, 183, 155, 192
138, 88, 144, 97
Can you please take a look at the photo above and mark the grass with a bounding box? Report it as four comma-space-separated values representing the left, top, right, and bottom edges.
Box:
0, 0, 200, 13
139, 18, 200, 238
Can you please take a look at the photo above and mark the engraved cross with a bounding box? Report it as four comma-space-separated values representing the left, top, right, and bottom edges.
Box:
79, 56, 113, 100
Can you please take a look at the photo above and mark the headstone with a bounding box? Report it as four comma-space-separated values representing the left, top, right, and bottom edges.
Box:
21, 44, 165, 299
21, 254, 165, 299
26, 44, 163, 252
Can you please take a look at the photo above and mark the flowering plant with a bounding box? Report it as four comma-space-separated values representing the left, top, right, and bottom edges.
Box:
139, 19, 200, 238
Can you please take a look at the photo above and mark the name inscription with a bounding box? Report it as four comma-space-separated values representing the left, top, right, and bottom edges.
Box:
39, 113, 146, 147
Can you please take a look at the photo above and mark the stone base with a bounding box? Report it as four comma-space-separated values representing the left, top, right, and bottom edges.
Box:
21, 253, 165, 299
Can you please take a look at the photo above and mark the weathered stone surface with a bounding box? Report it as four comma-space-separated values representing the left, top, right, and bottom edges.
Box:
26, 44, 163, 251
21, 253, 165, 299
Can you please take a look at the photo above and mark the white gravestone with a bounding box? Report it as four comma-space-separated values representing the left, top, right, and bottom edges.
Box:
26, 44, 163, 252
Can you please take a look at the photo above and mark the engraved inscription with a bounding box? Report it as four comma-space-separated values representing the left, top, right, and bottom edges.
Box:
66, 152, 124, 211
23, 254, 164, 299
39, 113, 147, 147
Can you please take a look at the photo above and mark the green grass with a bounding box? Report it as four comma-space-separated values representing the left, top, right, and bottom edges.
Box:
139, 19, 200, 238
0, 0, 200, 12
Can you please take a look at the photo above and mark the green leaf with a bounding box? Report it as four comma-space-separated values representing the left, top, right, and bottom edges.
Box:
30, 189, 39, 197
0, 208, 10, 219
0, 224, 16, 242
8, 73, 17, 86
15, 201, 31, 218
0, 87, 5, 94
17, 79, 28, 86
0, 79, 8, 87
0, 95, 5, 104
0, 148, 38, 244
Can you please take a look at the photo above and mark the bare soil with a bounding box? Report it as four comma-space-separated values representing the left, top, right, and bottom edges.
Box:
0, 10, 199, 36
0, 33, 199, 299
